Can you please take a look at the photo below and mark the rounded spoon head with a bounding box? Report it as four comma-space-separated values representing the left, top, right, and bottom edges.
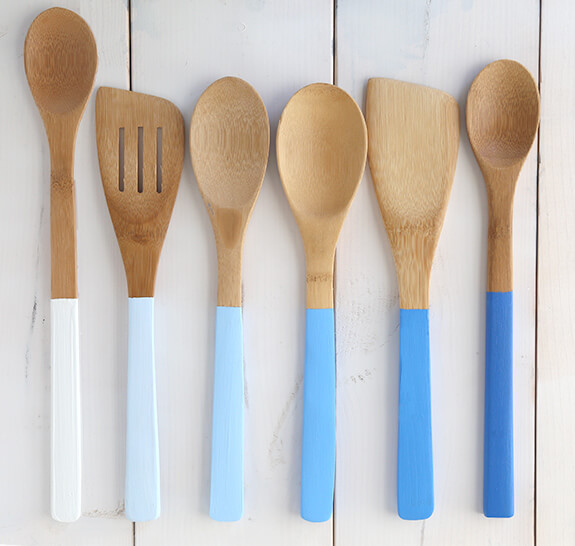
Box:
24, 7, 97, 117
467, 59, 540, 170
190, 77, 270, 212
277, 83, 367, 222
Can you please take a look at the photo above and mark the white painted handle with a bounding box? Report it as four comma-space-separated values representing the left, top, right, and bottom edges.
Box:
51, 298, 81, 522
125, 297, 160, 521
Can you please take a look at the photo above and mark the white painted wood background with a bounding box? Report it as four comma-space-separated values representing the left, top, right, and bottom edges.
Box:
0, 0, 568, 544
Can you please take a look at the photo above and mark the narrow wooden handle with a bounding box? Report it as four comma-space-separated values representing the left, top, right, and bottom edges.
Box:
487, 203, 513, 293
210, 306, 244, 521
51, 298, 81, 522
216, 245, 242, 307
484, 291, 514, 517
125, 297, 160, 521
301, 308, 336, 522
51, 172, 78, 299
397, 308, 434, 520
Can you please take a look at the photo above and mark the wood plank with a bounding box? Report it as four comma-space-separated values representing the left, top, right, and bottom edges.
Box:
335, 1, 538, 544
0, 0, 133, 543
130, 1, 333, 543
537, 1, 575, 543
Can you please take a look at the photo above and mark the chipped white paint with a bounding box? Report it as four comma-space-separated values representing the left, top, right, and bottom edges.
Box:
50, 298, 81, 522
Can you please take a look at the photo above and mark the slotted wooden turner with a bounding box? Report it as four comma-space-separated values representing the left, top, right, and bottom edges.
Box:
366, 78, 459, 520
96, 87, 185, 521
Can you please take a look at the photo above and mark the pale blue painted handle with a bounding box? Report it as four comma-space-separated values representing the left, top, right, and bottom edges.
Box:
301, 308, 336, 522
398, 309, 434, 520
484, 291, 514, 518
125, 297, 160, 521
210, 306, 244, 521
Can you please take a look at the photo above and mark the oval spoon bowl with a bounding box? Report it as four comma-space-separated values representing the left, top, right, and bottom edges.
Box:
25, 8, 97, 116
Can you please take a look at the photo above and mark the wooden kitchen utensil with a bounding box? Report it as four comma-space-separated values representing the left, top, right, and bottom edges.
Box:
366, 78, 459, 520
189, 77, 269, 522
276, 83, 367, 522
466, 60, 540, 518
24, 7, 97, 522
96, 87, 185, 521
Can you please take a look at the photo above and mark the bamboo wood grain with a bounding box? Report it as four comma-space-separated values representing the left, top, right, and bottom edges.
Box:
24, 7, 97, 298
366, 79, 459, 309
95, 87, 185, 297
276, 83, 367, 309
466, 60, 540, 293
189, 77, 270, 307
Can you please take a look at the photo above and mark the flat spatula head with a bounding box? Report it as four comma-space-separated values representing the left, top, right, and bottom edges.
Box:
96, 87, 185, 296
366, 79, 459, 308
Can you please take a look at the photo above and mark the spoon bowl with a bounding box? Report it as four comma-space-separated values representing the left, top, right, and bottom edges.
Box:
25, 8, 97, 117
191, 77, 269, 210
277, 83, 367, 221
467, 59, 539, 170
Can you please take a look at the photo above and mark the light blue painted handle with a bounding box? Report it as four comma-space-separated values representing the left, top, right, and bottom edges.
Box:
484, 291, 514, 518
210, 306, 244, 521
301, 308, 335, 522
398, 309, 434, 520
125, 297, 160, 521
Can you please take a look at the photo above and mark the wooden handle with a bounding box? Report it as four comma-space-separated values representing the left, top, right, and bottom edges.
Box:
487, 212, 513, 292
305, 251, 335, 309
216, 245, 242, 307
47, 117, 78, 299
50, 171, 77, 298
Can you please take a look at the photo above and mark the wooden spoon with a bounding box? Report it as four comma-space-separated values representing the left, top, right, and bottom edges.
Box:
190, 77, 269, 521
466, 60, 540, 518
276, 83, 367, 522
96, 87, 185, 521
366, 78, 459, 520
24, 7, 97, 523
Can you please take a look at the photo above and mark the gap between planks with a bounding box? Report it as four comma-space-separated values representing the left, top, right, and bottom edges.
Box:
534, 1, 543, 544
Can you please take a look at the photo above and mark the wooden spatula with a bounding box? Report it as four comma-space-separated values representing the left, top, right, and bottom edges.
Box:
366, 78, 459, 520
96, 87, 184, 521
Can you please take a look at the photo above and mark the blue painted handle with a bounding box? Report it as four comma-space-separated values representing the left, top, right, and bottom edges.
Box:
398, 309, 434, 520
125, 297, 160, 521
484, 291, 514, 518
210, 306, 244, 521
301, 308, 336, 522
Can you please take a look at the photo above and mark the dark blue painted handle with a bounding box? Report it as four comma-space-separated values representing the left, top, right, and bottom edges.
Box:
484, 291, 514, 518
398, 309, 434, 520
301, 308, 336, 522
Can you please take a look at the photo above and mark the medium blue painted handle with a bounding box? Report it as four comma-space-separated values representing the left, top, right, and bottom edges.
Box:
484, 291, 514, 518
125, 297, 160, 521
301, 308, 336, 522
398, 309, 434, 520
210, 306, 244, 521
